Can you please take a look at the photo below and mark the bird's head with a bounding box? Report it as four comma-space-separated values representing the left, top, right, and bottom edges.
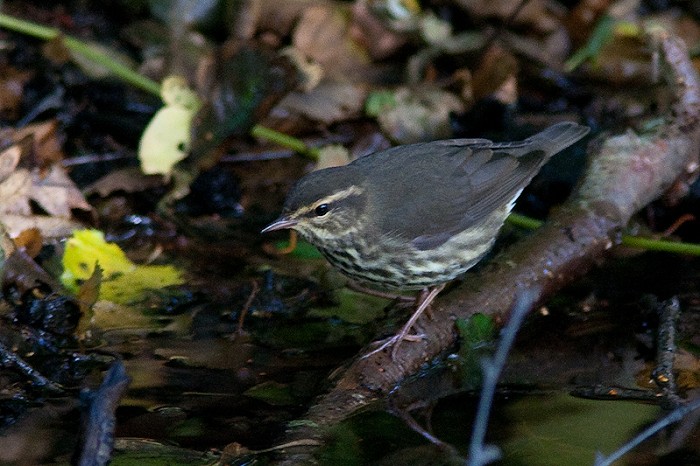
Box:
261, 166, 367, 245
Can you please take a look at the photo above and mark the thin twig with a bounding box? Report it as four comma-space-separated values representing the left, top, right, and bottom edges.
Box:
61, 152, 134, 167
237, 279, 260, 333
661, 214, 695, 237
479, 0, 531, 57
467, 285, 540, 466
0, 341, 63, 394
653, 297, 682, 408
594, 397, 700, 466
78, 360, 131, 466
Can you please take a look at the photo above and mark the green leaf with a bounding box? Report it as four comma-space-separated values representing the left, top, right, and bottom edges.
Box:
243, 381, 296, 406
455, 313, 497, 388
364, 90, 396, 117
502, 393, 660, 465
457, 313, 496, 345
309, 288, 391, 324
110, 438, 217, 465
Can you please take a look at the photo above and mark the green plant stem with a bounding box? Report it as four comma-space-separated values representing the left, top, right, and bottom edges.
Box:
619, 234, 700, 255
564, 14, 616, 72
0, 12, 318, 158
0, 12, 56, 40
0, 13, 161, 96
64, 36, 161, 95
506, 212, 544, 230
507, 212, 700, 256
251, 125, 320, 161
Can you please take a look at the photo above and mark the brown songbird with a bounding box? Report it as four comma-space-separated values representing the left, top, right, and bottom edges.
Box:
263, 122, 589, 357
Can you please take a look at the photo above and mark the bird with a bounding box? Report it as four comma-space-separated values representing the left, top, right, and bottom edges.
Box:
262, 122, 589, 358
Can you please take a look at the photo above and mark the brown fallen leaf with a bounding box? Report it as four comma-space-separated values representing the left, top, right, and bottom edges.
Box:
292, 4, 373, 82
84, 167, 166, 197
375, 85, 464, 144
75, 265, 102, 338
455, 0, 563, 34
0, 154, 32, 216
276, 81, 368, 124
0, 144, 91, 238
31, 164, 92, 217
350, 0, 408, 60
0, 66, 33, 120
13, 228, 43, 258
14, 120, 65, 167
472, 45, 519, 101
0, 213, 84, 239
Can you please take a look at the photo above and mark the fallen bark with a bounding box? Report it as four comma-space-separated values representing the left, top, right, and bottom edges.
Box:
272, 27, 700, 464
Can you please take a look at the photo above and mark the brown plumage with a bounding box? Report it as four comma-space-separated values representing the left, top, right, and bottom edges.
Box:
263, 122, 589, 357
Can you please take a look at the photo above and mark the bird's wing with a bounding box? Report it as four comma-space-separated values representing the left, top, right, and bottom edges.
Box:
362, 123, 588, 250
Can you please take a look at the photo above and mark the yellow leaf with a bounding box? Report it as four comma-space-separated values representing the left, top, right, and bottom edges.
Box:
138, 76, 201, 177
61, 229, 184, 303
100, 264, 184, 304
62, 229, 133, 290
138, 106, 194, 176
161, 76, 200, 110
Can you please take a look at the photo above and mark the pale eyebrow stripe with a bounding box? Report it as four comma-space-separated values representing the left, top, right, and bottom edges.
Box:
293, 185, 364, 216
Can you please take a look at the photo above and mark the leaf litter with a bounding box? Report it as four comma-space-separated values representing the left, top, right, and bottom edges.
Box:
0, 1, 697, 465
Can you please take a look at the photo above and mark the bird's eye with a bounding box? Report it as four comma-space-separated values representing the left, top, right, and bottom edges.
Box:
315, 204, 329, 216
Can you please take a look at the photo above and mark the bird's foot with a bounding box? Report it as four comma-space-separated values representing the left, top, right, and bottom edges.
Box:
359, 284, 445, 360
361, 330, 425, 360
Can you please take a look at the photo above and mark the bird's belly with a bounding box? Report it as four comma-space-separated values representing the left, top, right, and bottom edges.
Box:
316, 225, 498, 291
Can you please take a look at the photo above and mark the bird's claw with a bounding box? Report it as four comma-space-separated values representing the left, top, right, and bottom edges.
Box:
360, 331, 425, 360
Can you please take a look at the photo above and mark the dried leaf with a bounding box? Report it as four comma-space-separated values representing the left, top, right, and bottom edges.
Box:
0, 67, 33, 120
372, 86, 464, 144
472, 45, 519, 101
277, 81, 367, 124
3, 248, 61, 293
280, 46, 324, 92
0, 145, 21, 179
455, 0, 561, 34
31, 164, 92, 217
84, 167, 166, 197
0, 141, 89, 238
75, 264, 102, 337
0, 213, 83, 239
315, 145, 351, 170
13, 228, 42, 258
14, 120, 65, 167
0, 170, 32, 216
293, 5, 372, 81
77, 264, 102, 311
349, 1, 408, 60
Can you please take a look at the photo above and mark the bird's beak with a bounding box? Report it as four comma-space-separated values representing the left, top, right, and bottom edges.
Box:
261, 217, 298, 233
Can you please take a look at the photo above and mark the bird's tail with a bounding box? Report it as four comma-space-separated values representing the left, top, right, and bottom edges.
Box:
523, 122, 590, 156
489, 122, 589, 159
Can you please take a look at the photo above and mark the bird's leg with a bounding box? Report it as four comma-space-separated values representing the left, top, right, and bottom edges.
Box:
414, 287, 434, 319
361, 283, 446, 360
